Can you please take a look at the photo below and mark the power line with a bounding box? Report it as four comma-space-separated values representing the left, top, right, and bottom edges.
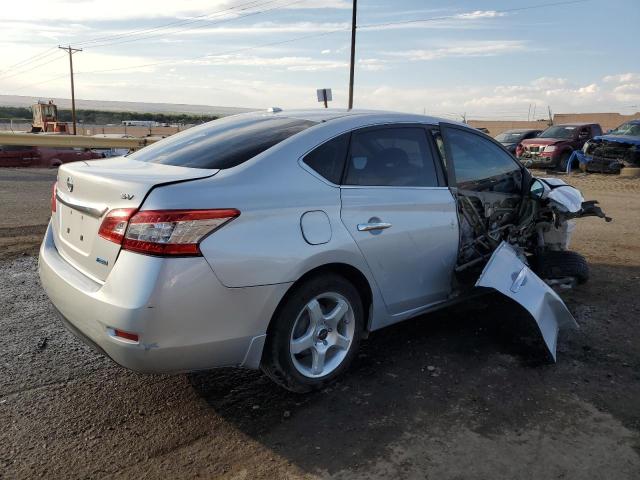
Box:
73, 0, 269, 47
86, 0, 307, 49
82, 0, 299, 49
358, 0, 588, 29
0, 52, 66, 81
74, 27, 347, 75
0, 47, 59, 75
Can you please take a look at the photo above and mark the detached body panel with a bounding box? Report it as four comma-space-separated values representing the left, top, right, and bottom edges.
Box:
475, 242, 578, 360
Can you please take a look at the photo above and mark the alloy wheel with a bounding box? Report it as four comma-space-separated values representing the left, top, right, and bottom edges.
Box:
289, 292, 355, 378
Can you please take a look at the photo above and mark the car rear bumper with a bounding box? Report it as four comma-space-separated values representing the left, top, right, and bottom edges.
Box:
38, 223, 290, 373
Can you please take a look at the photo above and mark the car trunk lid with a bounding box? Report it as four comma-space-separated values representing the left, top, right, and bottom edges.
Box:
52, 157, 217, 282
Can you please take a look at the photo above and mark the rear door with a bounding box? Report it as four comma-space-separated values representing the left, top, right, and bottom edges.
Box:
340, 125, 458, 318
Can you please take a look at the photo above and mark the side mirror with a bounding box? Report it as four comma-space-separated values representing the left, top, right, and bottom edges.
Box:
530, 179, 546, 199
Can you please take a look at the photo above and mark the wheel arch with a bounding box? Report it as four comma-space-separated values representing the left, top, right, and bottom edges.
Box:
265, 262, 374, 339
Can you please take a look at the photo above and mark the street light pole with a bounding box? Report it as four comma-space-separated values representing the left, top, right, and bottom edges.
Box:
348, 0, 357, 110
58, 45, 82, 135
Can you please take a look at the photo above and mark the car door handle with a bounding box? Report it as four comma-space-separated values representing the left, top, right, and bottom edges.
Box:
357, 222, 392, 232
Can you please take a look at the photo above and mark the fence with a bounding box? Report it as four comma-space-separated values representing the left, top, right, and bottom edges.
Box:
0, 121, 190, 137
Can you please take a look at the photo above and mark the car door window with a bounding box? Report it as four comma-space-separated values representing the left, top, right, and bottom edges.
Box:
578, 127, 590, 141
302, 133, 349, 184
444, 127, 522, 193
344, 127, 439, 187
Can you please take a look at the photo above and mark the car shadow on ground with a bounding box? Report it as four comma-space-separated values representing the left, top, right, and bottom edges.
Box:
187, 292, 563, 475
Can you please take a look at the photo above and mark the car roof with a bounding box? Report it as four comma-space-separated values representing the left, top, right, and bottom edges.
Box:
502, 128, 541, 133
240, 108, 465, 127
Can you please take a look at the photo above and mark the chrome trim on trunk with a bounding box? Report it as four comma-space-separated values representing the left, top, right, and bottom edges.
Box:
56, 190, 108, 218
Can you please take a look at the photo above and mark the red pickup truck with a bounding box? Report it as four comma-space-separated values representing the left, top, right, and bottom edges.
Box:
517, 123, 603, 170
0, 145, 103, 167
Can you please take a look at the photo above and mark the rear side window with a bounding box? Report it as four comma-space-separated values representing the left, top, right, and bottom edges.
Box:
344, 127, 439, 187
128, 116, 316, 169
302, 133, 349, 184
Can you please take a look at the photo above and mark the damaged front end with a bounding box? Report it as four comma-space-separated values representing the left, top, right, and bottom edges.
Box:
583, 135, 640, 173
455, 176, 610, 360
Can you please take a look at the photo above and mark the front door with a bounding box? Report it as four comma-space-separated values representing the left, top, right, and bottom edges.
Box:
339, 125, 459, 318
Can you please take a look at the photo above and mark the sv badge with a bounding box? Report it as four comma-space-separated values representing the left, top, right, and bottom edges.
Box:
120, 193, 135, 200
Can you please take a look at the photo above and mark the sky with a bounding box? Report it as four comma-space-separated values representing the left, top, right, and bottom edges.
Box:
0, 0, 639, 119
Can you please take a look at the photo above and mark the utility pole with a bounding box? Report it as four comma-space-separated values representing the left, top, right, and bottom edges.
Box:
58, 45, 82, 135
348, 0, 357, 110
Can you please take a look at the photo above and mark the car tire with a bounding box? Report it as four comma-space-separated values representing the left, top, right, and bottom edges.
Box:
533, 250, 589, 284
558, 151, 573, 172
261, 273, 364, 393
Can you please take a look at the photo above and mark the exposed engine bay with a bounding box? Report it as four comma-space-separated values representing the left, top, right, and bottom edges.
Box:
455, 176, 610, 281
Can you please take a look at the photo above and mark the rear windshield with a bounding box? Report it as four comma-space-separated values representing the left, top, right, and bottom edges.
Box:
128, 115, 316, 169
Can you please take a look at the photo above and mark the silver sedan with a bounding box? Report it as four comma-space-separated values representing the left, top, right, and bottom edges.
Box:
39, 109, 606, 392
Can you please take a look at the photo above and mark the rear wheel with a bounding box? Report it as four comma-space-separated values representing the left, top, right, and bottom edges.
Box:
533, 250, 589, 285
261, 274, 364, 393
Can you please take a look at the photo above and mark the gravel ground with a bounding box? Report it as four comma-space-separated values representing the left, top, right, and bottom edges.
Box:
1, 169, 639, 479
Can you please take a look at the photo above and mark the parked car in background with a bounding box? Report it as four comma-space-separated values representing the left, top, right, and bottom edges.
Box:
40, 109, 608, 393
495, 129, 542, 154
582, 120, 640, 172
91, 134, 135, 158
0, 145, 103, 168
517, 123, 602, 170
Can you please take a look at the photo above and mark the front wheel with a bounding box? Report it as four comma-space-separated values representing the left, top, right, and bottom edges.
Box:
261, 274, 364, 393
558, 151, 573, 172
533, 250, 589, 285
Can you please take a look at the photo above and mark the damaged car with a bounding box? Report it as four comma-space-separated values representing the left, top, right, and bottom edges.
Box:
581, 120, 640, 173
39, 110, 609, 392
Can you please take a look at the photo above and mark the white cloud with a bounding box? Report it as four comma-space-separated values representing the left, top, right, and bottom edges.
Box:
191, 54, 348, 72
455, 10, 507, 20
530, 77, 569, 89
384, 41, 528, 62
603, 73, 640, 83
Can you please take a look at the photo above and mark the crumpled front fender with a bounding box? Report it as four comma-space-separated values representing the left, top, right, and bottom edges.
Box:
475, 242, 578, 361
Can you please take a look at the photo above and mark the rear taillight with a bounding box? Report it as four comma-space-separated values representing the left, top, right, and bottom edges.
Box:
51, 183, 57, 213
98, 208, 136, 243
98, 208, 239, 256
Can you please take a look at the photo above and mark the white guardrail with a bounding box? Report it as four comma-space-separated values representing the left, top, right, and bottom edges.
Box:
0, 132, 160, 150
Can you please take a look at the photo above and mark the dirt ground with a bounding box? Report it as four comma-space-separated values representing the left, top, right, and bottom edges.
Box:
1, 168, 639, 479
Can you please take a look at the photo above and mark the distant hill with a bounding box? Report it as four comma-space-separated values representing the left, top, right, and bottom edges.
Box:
0, 95, 256, 117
